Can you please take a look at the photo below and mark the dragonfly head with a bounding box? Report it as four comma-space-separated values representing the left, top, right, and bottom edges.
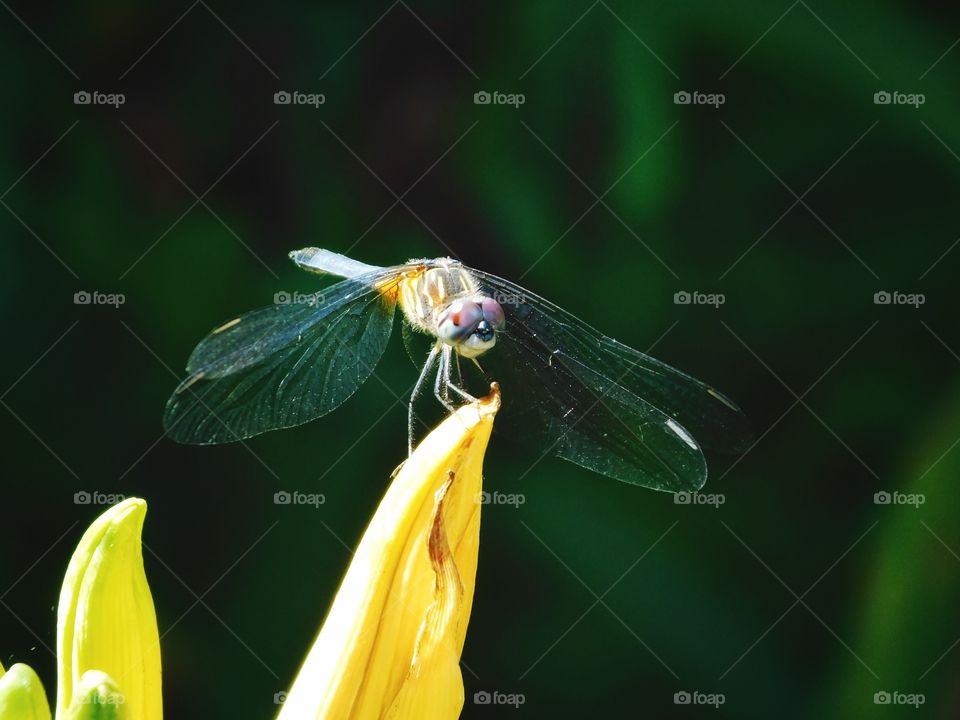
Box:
437, 296, 505, 358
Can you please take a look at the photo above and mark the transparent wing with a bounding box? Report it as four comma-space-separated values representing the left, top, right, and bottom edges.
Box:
163, 268, 402, 445
469, 270, 752, 492
288, 246, 383, 278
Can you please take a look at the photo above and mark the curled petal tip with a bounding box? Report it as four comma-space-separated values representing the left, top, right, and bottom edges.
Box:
108, 497, 147, 524
481, 382, 501, 413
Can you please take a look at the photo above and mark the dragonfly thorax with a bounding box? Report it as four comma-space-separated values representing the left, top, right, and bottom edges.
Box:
398, 261, 505, 358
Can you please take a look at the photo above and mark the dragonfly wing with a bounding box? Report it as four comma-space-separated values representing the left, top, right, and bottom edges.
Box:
473, 271, 752, 452
164, 269, 401, 444
288, 247, 384, 279
478, 319, 707, 492
593, 336, 752, 453
470, 270, 751, 490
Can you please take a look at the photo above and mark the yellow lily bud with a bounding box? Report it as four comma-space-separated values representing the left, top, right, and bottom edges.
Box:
0, 663, 52, 720
62, 671, 126, 720
56, 498, 161, 720
277, 385, 500, 720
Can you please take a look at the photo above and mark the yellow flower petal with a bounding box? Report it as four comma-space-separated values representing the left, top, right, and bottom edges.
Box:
0, 663, 52, 720
277, 386, 500, 720
56, 498, 161, 720
383, 477, 466, 718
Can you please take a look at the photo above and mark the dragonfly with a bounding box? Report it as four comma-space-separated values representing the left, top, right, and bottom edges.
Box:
163, 247, 751, 492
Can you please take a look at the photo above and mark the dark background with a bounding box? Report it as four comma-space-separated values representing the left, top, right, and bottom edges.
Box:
2, 1, 959, 717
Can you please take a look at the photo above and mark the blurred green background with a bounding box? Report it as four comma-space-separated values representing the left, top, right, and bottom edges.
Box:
2, 1, 959, 717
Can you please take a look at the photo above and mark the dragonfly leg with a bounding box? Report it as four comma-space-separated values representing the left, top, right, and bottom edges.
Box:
446, 381, 478, 404
409, 344, 440, 455
434, 345, 457, 414
443, 345, 478, 404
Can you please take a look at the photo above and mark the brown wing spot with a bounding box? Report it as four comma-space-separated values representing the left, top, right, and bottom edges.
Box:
707, 386, 740, 412
212, 318, 241, 334
176, 371, 205, 394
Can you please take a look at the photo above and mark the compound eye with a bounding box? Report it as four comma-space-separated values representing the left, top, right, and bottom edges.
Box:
437, 301, 483, 344
481, 297, 505, 330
